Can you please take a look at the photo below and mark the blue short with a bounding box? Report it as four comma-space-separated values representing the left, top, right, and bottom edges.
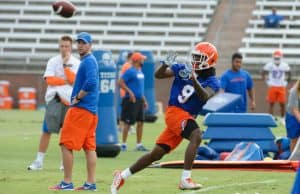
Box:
286, 112, 300, 139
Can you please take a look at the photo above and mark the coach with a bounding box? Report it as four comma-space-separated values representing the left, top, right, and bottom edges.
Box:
119, 52, 148, 152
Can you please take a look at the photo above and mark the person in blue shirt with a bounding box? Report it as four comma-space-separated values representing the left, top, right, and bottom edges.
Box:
220, 52, 256, 112
119, 52, 148, 152
49, 32, 99, 191
111, 42, 220, 193
264, 7, 284, 28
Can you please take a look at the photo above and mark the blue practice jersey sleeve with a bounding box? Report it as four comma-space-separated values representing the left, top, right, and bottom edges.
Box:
82, 58, 98, 92
246, 72, 253, 90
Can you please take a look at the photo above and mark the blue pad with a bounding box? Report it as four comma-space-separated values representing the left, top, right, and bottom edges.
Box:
208, 140, 278, 152
203, 127, 275, 140
204, 113, 277, 127
201, 93, 243, 114
140, 50, 157, 116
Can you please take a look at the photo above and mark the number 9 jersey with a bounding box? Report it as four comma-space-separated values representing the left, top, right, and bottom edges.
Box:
168, 64, 220, 116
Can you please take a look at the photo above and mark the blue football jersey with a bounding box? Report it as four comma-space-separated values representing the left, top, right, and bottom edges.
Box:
168, 64, 220, 115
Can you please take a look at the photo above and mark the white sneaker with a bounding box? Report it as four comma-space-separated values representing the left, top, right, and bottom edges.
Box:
129, 127, 136, 135
59, 162, 64, 171
27, 160, 43, 170
111, 170, 125, 194
179, 178, 202, 190
280, 117, 286, 126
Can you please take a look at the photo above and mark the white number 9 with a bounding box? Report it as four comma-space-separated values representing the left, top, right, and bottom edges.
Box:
178, 85, 195, 103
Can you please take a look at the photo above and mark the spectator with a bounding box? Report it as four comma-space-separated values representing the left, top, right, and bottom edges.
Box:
285, 80, 300, 153
262, 49, 291, 125
27, 35, 79, 171
118, 52, 136, 134
119, 52, 148, 152
264, 7, 284, 28
49, 32, 99, 191
220, 52, 256, 112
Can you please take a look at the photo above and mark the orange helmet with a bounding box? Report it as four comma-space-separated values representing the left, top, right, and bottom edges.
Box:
191, 42, 218, 70
273, 49, 283, 58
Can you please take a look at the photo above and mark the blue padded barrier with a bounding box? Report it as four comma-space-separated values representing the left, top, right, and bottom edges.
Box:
201, 92, 243, 114
140, 50, 157, 122
203, 127, 275, 140
203, 113, 277, 127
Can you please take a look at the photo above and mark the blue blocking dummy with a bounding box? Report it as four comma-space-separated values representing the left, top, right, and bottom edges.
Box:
93, 50, 120, 157
201, 92, 243, 115
140, 50, 157, 122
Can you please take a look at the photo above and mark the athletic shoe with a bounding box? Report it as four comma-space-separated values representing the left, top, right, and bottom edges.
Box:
280, 117, 286, 126
179, 178, 202, 190
27, 160, 43, 170
75, 182, 97, 191
121, 144, 127, 151
59, 162, 64, 171
48, 181, 74, 191
135, 145, 149, 152
111, 170, 125, 194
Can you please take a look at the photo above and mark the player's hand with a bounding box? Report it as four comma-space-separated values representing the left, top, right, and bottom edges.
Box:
143, 100, 148, 110
160, 50, 178, 66
250, 101, 256, 111
71, 95, 80, 105
129, 91, 136, 103
63, 52, 71, 66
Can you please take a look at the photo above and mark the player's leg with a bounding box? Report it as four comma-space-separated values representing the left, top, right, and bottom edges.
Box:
278, 87, 287, 125
75, 110, 98, 191
121, 98, 135, 151
111, 144, 167, 193
290, 138, 299, 152
267, 87, 275, 116
179, 119, 202, 190
135, 99, 147, 151
27, 120, 51, 170
61, 145, 73, 183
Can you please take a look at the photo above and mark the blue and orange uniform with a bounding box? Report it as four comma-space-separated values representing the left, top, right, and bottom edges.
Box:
60, 53, 99, 151
156, 64, 220, 151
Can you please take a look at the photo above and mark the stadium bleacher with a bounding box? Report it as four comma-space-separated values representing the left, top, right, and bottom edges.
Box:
0, 0, 219, 74
239, 0, 300, 77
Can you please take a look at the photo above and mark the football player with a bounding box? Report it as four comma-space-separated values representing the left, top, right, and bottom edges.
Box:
111, 42, 220, 193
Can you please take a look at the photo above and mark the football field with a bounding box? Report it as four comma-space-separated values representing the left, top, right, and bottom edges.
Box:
0, 110, 296, 194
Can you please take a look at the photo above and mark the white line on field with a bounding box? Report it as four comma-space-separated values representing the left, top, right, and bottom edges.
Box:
184, 179, 276, 194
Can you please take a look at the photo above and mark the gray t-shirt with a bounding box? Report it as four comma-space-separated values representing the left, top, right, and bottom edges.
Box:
287, 87, 300, 114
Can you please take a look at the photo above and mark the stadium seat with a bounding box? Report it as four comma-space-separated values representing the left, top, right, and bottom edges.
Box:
0, 0, 219, 73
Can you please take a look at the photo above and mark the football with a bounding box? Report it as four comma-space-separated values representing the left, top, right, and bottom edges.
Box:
52, 0, 76, 18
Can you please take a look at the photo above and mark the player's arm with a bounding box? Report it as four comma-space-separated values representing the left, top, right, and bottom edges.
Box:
45, 76, 67, 86
154, 63, 174, 79
247, 88, 256, 110
118, 78, 136, 102
190, 72, 215, 102
292, 107, 300, 122
261, 70, 268, 81
63, 66, 76, 85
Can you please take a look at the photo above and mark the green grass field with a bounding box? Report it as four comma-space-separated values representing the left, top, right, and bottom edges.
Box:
0, 110, 296, 194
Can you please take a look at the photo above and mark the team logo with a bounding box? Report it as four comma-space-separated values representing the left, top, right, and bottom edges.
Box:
179, 69, 191, 80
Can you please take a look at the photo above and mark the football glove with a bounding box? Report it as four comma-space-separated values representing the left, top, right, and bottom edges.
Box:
160, 50, 178, 66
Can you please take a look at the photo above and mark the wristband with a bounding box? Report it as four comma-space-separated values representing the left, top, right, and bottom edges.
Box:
75, 95, 81, 101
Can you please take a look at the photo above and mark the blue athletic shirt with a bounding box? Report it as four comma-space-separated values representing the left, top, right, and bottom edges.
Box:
220, 69, 253, 112
71, 53, 99, 114
121, 66, 144, 99
168, 64, 220, 115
